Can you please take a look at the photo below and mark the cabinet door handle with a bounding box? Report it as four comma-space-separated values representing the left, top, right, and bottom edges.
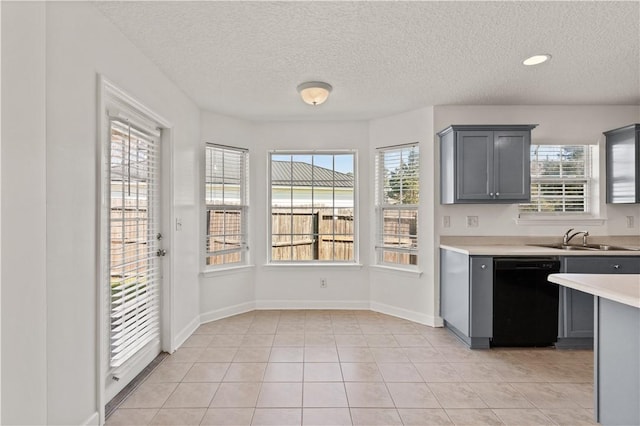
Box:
489, 193, 494, 197
480, 264, 487, 269
495, 192, 500, 197
613, 264, 620, 269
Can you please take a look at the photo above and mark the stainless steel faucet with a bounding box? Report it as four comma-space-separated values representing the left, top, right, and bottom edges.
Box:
563, 228, 589, 246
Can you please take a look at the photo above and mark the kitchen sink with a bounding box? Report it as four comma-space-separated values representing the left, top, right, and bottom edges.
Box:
582, 244, 640, 251
532, 243, 639, 251
534, 244, 596, 250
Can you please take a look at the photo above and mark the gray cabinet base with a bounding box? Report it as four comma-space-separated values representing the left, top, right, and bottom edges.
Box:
444, 321, 491, 349
555, 337, 593, 350
595, 297, 640, 425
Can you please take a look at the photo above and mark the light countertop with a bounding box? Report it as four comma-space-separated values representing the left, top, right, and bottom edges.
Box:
440, 244, 640, 256
548, 273, 640, 308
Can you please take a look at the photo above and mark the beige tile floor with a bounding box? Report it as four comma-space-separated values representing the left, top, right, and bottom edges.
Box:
107, 310, 596, 426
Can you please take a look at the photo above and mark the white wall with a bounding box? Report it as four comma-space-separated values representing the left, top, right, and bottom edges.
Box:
368, 107, 440, 325
252, 121, 371, 309
1, 2, 48, 424
198, 116, 374, 318
0, 2, 3, 419
3, 4, 640, 423
199, 111, 256, 321
434, 105, 640, 237
2, 2, 201, 424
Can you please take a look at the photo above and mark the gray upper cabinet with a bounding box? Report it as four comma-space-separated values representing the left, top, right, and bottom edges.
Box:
439, 125, 537, 204
605, 124, 640, 203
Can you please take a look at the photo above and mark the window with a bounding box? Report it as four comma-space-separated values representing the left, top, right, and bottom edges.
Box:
375, 143, 419, 267
519, 145, 592, 214
205, 144, 249, 267
269, 152, 356, 263
109, 118, 161, 368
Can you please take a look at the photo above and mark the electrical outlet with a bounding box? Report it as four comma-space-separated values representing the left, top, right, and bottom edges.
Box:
626, 216, 635, 228
320, 278, 327, 288
443, 216, 451, 228
466, 216, 479, 228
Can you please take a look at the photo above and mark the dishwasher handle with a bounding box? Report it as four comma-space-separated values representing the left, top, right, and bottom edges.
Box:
494, 258, 561, 271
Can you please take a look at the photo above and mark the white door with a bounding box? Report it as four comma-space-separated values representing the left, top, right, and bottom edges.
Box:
105, 117, 163, 401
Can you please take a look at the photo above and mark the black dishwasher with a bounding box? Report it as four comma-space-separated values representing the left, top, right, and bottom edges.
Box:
492, 258, 561, 347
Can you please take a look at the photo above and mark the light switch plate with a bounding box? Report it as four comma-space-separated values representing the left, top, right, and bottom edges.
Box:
466, 216, 479, 228
627, 216, 635, 228
443, 216, 451, 228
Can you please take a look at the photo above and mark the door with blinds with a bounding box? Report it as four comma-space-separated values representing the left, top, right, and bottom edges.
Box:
105, 117, 163, 401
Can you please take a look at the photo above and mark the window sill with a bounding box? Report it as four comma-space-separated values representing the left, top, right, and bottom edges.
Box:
369, 265, 423, 277
515, 216, 606, 226
263, 263, 364, 269
200, 264, 255, 278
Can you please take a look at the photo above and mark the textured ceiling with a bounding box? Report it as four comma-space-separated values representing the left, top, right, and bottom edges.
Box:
93, 1, 639, 121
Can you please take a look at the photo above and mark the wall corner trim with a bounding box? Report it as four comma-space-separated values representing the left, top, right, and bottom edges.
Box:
370, 301, 444, 327
172, 316, 201, 352
199, 301, 256, 326
82, 412, 100, 426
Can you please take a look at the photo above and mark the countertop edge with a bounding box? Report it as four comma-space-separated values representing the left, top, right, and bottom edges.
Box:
439, 244, 470, 255
548, 273, 640, 309
439, 244, 640, 256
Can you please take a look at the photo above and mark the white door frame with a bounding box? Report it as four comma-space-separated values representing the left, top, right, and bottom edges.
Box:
96, 75, 174, 424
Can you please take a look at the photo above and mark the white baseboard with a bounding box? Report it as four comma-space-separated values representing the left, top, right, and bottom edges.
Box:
199, 301, 256, 325
432, 316, 444, 327
370, 301, 443, 327
254, 300, 370, 310
173, 316, 201, 351
82, 411, 100, 426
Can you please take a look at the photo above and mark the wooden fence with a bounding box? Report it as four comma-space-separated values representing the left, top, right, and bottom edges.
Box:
110, 206, 415, 267
110, 196, 152, 277
271, 208, 354, 261
381, 211, 417, 265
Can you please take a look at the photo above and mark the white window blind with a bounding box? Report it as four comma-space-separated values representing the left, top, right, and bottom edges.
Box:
269, 152, 356, 263
376, 143, 419, 267
520, 145, 591, 214
205, 144, 249, 266
109, 119, 161, 368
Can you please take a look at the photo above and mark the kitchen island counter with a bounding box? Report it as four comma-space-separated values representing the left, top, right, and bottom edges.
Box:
548, 273, 640, 308
548, 273, 640, 426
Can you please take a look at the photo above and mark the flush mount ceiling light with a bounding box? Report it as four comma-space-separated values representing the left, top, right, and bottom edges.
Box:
297, 81, 332, 106
523, 54, 552, 66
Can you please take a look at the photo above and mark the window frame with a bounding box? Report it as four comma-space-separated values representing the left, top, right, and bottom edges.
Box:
203, 143, 250, 270
267, 150, 358, 265
375, 142, 420, 270
518, 144, 595, 219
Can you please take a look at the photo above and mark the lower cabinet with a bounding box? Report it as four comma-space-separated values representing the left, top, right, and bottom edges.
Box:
557, 256, 640, 349
441, 250, 640, 350
440, 249, 493, 348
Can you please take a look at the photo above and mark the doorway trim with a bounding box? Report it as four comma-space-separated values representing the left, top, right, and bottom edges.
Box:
96, 75, 174, 425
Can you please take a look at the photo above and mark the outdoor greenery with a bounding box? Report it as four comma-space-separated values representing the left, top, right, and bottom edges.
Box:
384, 149, 419, 205
520, 145, 589, 213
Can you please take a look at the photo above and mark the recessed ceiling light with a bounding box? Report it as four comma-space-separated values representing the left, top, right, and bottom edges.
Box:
523, 54, 552, 66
